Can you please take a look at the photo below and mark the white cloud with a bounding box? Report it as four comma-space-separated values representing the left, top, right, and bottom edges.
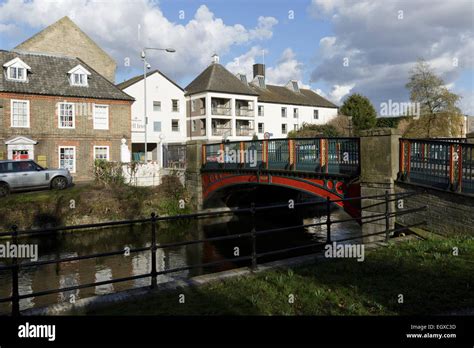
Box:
0, 0, 278, 81
226, 47, 313, 89
329, 84, 355, 103
308, 0, 474, 113
225, 46, 267, 79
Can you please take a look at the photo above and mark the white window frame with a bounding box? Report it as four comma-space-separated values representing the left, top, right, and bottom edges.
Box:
282, 123, 287, 134
258, 105, 264, 116
58, 102, 75, 129
258, 122, 264, 134
68, 65, 91, 87
313, 109, 319, 120
172, 119, 180, 132
93, 146, 110, 161
72, 73, 87, 86
8, 67, 26, 81
10, 99, 30, 128
153, 101, 161, 112
58, 146, 76, 173
281, 107, 287, 118
293, 108, 299, 118
172, 99, 179, 112
93, 104, 109, 130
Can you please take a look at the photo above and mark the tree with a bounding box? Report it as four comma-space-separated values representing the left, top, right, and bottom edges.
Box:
339, 94, 377, 134
405, 59, 463, 137
287, 123, 340, 138
327, 114, 352, 136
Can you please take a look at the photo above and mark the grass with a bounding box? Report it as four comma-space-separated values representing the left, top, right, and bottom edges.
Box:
0, 176, 191, 230
84, 236, 474, 316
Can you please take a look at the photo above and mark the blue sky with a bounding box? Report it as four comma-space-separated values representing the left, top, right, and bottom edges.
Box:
1, 0, 473, 114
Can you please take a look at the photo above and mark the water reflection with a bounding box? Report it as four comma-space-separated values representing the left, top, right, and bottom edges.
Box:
0, 207, 360, 314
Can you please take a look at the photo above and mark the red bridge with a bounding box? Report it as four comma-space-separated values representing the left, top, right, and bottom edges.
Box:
201, 137, 362, 218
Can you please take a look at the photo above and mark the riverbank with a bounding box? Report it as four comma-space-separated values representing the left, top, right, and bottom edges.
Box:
84, 235, 473, 315
0, 176, 191, 230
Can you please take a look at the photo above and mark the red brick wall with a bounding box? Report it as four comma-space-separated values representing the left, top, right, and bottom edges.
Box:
0, 93, 132, 180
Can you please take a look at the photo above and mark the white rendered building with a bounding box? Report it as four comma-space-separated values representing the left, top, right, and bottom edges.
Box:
185, 55, 338, 141
118, 70, 186, 164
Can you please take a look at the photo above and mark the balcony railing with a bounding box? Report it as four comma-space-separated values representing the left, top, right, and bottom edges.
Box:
211, 106, 231, 116
236, 108, 254, 117
236, 127, 254, 136
212, 127, 232, 136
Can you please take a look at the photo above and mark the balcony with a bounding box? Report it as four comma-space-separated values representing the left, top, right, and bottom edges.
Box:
212, 119, 232, 136
236, 107, 254, 117
236, 127, 254, 136
211, 106, 231, 116
213, 127, 232, 136
211, 97, 231, 116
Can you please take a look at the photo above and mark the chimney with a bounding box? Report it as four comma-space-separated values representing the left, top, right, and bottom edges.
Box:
211, 53, 219, 64
253, 63, 265, 78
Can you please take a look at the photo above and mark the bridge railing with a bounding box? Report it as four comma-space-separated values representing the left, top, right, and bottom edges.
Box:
0, 190, 425, 316
398, 138, 474, 194
202, 137, 360, 177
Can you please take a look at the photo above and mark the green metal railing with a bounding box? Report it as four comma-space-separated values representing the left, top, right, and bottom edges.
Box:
398, 138, 474, 194
202, 137, 360, 177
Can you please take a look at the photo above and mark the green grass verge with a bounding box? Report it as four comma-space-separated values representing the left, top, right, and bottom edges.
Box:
0, 177, 191, 230
84, 236, 473, 316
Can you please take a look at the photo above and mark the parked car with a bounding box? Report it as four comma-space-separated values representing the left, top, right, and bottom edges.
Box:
0, 160, 73, 197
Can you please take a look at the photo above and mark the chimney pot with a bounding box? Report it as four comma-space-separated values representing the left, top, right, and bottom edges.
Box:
253, 63, 265, 78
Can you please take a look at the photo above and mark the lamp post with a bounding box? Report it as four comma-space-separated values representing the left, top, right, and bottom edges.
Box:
141, 47, 175, 163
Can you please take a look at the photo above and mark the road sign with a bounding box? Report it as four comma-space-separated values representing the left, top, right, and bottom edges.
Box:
264, 132, 273, 139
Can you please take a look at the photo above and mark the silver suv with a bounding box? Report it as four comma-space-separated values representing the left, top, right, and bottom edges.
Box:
0, 160, 73, 197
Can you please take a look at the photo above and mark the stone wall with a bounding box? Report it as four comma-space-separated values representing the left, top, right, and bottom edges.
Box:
359, 128, 401, 241
395, 182, 474, 236
185, 140, 205, 209
15, 16, 116, 82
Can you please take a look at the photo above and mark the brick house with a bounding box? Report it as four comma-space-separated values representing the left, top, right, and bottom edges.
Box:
0, 50, 134, 181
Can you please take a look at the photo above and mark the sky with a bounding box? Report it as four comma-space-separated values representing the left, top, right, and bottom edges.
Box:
0, 0, 473, 115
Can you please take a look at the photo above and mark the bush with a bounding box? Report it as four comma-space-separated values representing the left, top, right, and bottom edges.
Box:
93, 160, 125, 186
288, 123, 341, 138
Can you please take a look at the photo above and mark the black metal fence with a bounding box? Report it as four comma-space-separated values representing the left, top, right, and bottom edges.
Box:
398, 138, 474, 194
0, 191, 425, 316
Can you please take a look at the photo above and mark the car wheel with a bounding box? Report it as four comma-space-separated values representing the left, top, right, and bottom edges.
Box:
51, 176, 68, 190
0, 183, 9, 197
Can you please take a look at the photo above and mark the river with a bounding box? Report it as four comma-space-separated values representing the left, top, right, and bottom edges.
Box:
0, 206, 361, 314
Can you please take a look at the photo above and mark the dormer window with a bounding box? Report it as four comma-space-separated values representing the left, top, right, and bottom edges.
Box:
73, 73, 87, 86
68, 65, 91, 87
286, 80, 300, 93
3, 57, 31, 82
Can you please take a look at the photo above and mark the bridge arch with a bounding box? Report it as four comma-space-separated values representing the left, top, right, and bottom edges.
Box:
202, 171, 361, 219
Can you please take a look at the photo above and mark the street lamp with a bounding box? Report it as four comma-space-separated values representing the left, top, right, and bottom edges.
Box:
141, 47, 175, 163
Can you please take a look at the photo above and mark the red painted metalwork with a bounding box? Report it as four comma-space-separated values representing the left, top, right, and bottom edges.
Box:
458, 145, 463, 191
449, 144, 454, 186
399, 140, 405, 173
201, 171, 361, 219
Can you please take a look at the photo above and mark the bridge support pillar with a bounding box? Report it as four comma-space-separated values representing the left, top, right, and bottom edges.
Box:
185, 140, 206, 210
359, 128, 402, 242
